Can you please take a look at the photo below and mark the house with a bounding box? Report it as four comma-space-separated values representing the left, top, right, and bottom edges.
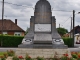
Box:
69, 25, 80, 37
0, 19, 25, 36
63, 33, 69, 37
69, 25, 80, 44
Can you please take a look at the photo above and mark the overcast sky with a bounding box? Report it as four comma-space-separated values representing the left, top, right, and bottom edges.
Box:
0, 0, 80, 32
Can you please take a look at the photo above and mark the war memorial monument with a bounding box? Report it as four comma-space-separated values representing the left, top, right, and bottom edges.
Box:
16, 0, 71, 58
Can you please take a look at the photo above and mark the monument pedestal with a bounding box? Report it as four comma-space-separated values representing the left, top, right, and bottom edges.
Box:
18, 44, 68, 49
15, 48, 71, 58
17, 0, 71, 59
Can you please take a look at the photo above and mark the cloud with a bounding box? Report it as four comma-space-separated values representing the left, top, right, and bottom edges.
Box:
0, 0, 80, 32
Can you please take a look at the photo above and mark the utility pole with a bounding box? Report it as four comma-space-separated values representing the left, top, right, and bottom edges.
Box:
59, 24, 60, 28
70, 17, 73, 38
72, 10, 75, 47
1, 0, 4, 46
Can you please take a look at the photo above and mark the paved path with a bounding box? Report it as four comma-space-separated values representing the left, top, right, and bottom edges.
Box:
0, 48, 80, 52
0, 44, 80, 52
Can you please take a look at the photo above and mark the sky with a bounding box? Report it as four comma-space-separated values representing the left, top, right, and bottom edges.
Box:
0, 0, 80, 32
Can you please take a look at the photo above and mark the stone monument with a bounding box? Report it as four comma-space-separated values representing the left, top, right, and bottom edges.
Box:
18, 0, 67, 48
16, 0, 71, 58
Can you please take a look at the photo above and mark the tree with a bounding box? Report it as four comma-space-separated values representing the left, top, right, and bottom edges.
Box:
25, 27, 30, 35
57, 27, 68, 36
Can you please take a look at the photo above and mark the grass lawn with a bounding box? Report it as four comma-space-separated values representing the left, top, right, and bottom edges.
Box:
0, 52, 7, 56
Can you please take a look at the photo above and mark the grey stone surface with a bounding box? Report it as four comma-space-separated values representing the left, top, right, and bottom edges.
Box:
15, 48, 71, 58
18, 44, 33, 48
19, 0, 67, 48
18, 44, 68, 49
22, 16, 34, 44
34, 0, 52, 24
34, 34, 52, 43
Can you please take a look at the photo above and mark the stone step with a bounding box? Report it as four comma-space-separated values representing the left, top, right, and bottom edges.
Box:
18, 44, 68, 48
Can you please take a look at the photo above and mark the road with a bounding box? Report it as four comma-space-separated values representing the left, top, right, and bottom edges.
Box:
0, 44, 80, 52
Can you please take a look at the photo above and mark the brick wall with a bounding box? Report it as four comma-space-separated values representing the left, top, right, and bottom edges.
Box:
7, 32, 14, 35
21, 32, 25, 36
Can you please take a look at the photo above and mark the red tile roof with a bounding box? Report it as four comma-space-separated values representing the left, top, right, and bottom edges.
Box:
0, 19, 25, 32
70, 25, 80, 32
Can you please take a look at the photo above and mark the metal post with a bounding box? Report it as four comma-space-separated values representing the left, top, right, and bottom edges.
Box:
1, 0, 4, 46
72, 10, 75, 47
59, 24, 60, 28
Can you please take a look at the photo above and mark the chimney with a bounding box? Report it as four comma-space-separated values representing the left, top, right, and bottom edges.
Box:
15, 19, 17, 24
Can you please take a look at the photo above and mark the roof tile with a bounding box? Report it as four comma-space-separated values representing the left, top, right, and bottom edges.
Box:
0, 19, 25, 32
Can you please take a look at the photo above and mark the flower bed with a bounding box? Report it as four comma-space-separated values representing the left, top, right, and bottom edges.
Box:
0, 50, 80, 60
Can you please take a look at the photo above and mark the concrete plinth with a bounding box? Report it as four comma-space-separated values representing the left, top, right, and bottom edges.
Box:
15, 48, 71, 58
18, 44, 68, 49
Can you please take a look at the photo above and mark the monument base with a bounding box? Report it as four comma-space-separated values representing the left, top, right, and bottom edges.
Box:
15, 48, 71, 58
18, 44, 68, 49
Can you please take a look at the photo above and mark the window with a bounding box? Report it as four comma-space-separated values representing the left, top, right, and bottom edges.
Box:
3, 32, 7, 35
14, 32, 21, 36
14, 34, 17, 36
18, 34, 20, 36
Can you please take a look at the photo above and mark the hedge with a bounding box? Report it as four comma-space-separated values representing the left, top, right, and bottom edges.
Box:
0, 35, 73, 47
0, 35, 24, 47
63, 37, 73, 47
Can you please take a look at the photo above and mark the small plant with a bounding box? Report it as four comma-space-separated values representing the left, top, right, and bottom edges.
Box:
36, 56, 44, 60
52, 58, 59, 60
25, 54, 32, 60
3, 53, 8, 58
61, 53, 69, 60
77, 53, 80, 60
7, 50, 15, 56
61, 56, 68, 60
0, 56, 6, 60
12, 56, 19, 60
52, 52, 59, 60
18, 56, 24, 60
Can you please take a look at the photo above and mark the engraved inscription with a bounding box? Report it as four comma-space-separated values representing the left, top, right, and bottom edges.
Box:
35, 24, 51, 32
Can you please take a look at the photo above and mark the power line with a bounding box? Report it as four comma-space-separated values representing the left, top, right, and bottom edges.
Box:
0, 1, 33, 8
61, 14, 72, 26
52, 9, 72, 12
0, 1, 74, 12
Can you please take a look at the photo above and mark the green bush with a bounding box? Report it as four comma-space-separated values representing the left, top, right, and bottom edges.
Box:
0, 35, 73, 47
63, 38, 73, 47
0, 35, 23, 47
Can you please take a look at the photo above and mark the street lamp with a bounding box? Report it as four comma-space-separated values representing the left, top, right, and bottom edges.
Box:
72, 10, 80, 47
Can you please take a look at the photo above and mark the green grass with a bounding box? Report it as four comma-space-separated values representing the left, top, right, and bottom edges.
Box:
0, 52, 7, 56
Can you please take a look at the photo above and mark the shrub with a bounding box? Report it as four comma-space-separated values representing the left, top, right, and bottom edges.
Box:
63, 38, 73, 47
3, 53, 8, 58
60, 53, 74, 60
25, 54, 32, 60
0, 35, 73, 47
7, 50, 15, 56
0, 35, 23, 47
0, 56, 6, 60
